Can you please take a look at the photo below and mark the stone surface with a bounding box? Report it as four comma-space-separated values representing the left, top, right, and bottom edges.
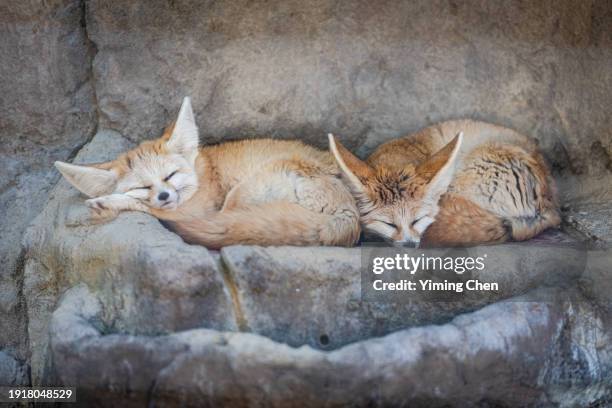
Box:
559, 175, 612, 245
0, 0, 97, 363
23, 131, 236, 384
220, 239, 586, 349
46, 284, 612, 407
87, 0, 612, 175
0, 351, 28, 386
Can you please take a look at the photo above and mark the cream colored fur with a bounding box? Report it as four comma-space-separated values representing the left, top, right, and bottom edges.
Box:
55, 98, 360, 248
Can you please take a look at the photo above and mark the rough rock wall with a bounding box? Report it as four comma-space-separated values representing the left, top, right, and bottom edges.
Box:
2, 0, 612, 390
87, 0, 612, 174
0, 0, 97, 374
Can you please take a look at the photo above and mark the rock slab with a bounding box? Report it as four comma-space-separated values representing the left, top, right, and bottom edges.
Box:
47, 284, 612, 407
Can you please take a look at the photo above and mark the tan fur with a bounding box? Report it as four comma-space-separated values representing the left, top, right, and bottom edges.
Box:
330, 120, 560, 246
56, 99, 360, 249
153, 139, 361, 248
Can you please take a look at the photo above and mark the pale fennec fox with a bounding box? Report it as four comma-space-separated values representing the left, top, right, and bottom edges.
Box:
329, 120, 560, 246
55, 97, 360, 249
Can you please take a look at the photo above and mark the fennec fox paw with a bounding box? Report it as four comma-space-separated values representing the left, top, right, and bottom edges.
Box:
86, 193, 150, 222
86, 197, 120, 222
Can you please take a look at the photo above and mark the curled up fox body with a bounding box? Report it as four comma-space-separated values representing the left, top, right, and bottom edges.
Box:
329, 120, 560, 247
56, 97, 559, 248
55, 98, 360, 249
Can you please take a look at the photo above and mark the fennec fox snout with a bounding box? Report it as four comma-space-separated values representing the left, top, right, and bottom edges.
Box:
55, 97, 360, 248
329, 120, 560, 247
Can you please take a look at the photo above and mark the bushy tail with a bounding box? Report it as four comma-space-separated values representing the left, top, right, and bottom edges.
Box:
507, 150, 562, 241
160, 202, 360, 249
422, 194, 560, 247
506, 207, 561, 241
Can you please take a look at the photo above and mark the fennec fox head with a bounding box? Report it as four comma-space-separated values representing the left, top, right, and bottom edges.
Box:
55, 97, 199, 210
329, 132, 463, 246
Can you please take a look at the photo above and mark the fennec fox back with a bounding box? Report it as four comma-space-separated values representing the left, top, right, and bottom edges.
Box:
329, 120, 560, 247
55, 97, 360, 249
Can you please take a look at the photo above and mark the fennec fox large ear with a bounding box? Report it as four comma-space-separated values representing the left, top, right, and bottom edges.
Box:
328, 133, 374, 193
417, 132, 463, 203
166, 96, 199, 166
54, 161, 118, 198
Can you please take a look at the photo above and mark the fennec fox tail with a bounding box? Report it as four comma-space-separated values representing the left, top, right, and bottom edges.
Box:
161, 201, 358, 249
329, 119, 560, 247
55, 97, 360, 248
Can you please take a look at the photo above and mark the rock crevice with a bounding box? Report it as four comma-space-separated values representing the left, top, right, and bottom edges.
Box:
217, 255, 251, 333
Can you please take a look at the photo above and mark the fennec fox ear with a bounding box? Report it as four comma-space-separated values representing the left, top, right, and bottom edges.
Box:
417, 131, 463, 202
54, 161, 118, 198
166, 96, 200, 166
328, 133, 374, 193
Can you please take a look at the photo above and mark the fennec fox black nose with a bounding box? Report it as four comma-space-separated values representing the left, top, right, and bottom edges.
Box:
158, 191, 169, 201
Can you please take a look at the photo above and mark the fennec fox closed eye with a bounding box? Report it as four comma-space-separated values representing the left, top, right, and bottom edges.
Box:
56, 101, 200, 214
55, 97, 360, 249
329, 120, 560, 247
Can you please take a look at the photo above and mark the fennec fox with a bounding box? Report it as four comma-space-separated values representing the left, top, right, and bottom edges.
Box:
55, 97, 360, 249
329, 120, 560, 247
